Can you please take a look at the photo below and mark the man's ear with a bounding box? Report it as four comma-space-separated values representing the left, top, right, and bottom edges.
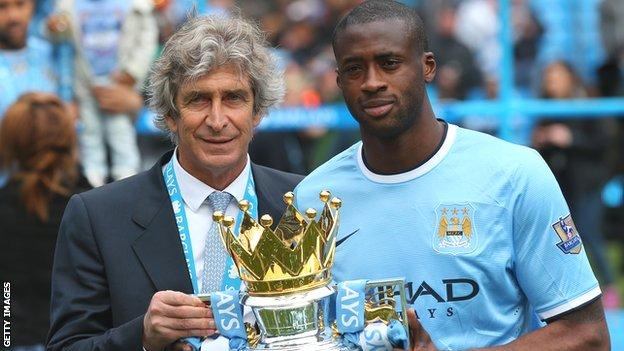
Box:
335, 69, 343, 90
252, 113, 262, 128
423, 52, 436, 83
165, 115, 178, 134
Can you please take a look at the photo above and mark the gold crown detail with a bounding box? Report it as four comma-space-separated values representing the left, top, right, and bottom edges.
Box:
213, 190, 341, 296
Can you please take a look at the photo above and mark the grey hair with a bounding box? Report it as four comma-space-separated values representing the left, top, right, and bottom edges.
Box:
149, 14, 285, 142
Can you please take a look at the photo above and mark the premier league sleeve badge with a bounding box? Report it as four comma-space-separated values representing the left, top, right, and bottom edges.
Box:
551, 214, 583, 254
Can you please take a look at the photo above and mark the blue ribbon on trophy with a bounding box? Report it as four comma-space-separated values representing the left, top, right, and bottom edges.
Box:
212, 290, 249, 350
180, 289, 249, 350
336, 280, 409, 350
336, 280, 366, 334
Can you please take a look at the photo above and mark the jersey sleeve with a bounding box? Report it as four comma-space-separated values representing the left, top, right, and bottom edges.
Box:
511, 149, 600, 322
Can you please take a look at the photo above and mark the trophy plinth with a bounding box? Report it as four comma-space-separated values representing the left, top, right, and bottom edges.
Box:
242, 286, 350, 350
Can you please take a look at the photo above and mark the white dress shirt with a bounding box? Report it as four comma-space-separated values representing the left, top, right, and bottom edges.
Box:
163, 151, 254, 351
170, 151, 250, 293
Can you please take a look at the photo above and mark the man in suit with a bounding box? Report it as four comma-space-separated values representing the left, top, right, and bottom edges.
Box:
47, 15, 303, 351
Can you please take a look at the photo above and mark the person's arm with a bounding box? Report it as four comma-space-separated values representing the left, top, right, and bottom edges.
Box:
477, 299, 609, 350
403, 299, 609, 351
503, 148, 610, 350
48, 195, 217, 351
119, 0, 158, 88
91, 84, 144, 116
47, 194, 145, 351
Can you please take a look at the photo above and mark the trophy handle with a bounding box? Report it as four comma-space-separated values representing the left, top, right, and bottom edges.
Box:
244, 322, 261, 348
363, 278, 410, 348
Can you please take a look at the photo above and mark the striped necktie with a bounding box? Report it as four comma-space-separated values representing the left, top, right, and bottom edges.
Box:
201, 191, 232, 293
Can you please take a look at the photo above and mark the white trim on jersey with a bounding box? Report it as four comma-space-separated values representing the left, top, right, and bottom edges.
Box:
538, 285, 602, 320
357, 124, 458, 183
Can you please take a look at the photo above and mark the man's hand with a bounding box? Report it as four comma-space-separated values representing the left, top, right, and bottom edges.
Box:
91, 84, 143, 115
395, 309, 438, 351
46, 14, 70, 36
531, 124, 573, 149
143, 291, 217, 351
545, 123, 573, 148
65, 101, 79, 121
474, 299, 610, 351
111, 71, 137, 87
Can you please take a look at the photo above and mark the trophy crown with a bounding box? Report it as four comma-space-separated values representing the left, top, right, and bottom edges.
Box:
215, 190, 340, 296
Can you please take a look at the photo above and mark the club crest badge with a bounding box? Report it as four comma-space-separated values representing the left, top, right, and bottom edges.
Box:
433, 204, 477, 255
552, 214, 583, 254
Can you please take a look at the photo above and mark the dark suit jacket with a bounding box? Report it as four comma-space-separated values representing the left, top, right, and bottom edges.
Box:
47, 152, 303, 351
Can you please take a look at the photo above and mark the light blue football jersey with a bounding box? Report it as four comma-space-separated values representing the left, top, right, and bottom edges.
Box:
294, 124, 600, 350
0, 37, 58, 117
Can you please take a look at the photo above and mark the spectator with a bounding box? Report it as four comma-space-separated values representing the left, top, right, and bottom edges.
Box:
0, 93, 91, 351
30, 0, 54, 37
248, 1, 362, 174
598, 0, 624, 97
250, 62, 309, 174
155, 0, 234, 43
52, 0, 157, 187
512, 0, 543, 91
532, 60, 620, 309
249, 58, 357, 174
425, 1, 482, 100
600, 0, 624, 79
0, 0, 57, 118
598, 0, 624, 261
454, 0, 500, 80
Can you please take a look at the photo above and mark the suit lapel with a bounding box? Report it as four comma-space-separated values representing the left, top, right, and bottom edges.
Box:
131, 151, 194, 294
251, 163, 283, 222
129, 160, 293, 293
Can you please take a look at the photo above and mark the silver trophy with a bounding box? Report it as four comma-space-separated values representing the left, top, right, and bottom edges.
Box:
213, 191, 409, 350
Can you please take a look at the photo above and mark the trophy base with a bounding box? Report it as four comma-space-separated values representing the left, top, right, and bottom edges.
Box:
243, 286, 357, 351
242, 337, 353, 350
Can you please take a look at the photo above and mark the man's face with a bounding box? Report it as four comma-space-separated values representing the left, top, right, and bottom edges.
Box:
334, 19, 435, 139
0, 0, 33, 50
166, 65, 260, 179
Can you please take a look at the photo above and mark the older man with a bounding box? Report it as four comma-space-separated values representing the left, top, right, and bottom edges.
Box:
47, 15, 302, 351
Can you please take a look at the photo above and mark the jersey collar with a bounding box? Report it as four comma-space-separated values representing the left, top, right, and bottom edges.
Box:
357, 124, 457, 184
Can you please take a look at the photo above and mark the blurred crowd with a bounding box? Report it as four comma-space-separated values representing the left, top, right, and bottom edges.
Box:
1, 0, 624, 348
1, 0, 623, 175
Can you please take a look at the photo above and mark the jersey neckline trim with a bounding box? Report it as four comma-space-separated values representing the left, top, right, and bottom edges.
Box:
357, 123, 458, 183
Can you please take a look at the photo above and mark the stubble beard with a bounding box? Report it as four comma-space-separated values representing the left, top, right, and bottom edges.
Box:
357, 91, 423, 140
0, 26, 27, 50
